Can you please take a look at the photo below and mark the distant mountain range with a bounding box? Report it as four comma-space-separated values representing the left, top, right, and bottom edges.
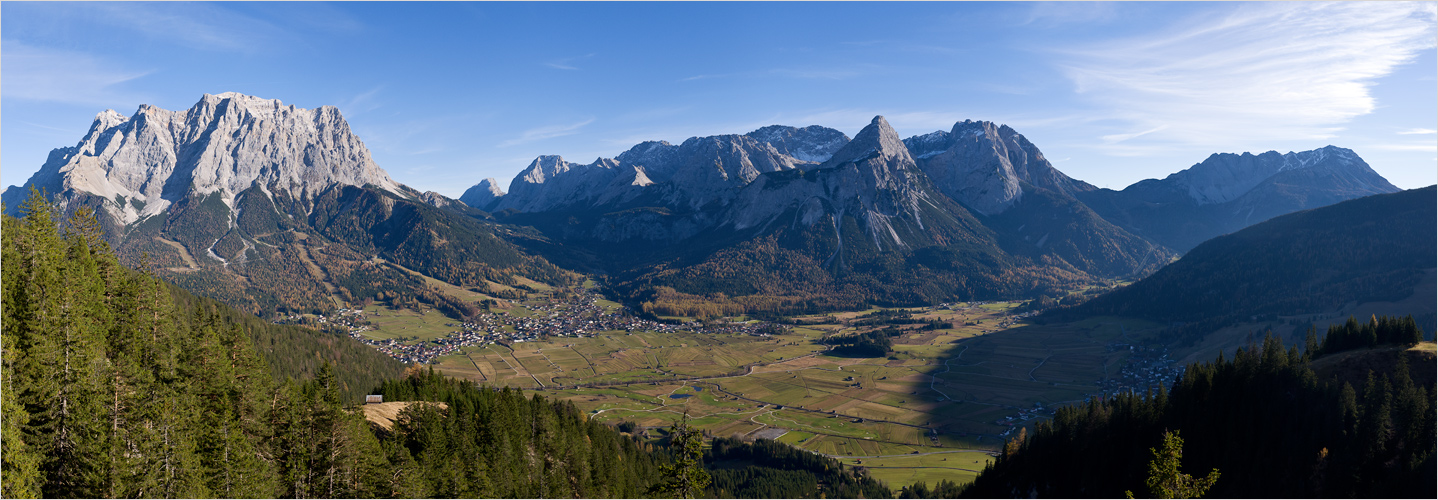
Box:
1059, 185, 1436, 341
3, 92, 1405, 318
1075, 146, 1399, 252
461, 113, 1395, 315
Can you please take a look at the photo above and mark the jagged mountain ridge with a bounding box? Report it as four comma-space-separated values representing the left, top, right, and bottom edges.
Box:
491, 125, 851, 214
2, 92, 401, 225
4, 93, 573, 317
486, 116, 1169, 283
1076, 146, 1401, 252
904, 119, 1095, 216
901, 119, 1169, 277
610, 117, 1078, 313
490, 117, 1123, 314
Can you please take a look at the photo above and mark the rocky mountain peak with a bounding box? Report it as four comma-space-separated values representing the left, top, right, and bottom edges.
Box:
458, 178, 506, 211
901, 120, 1022, 216
1166, 145, 1393, 205
904, 119, 1094, 216
497, 156, 626, 212
2, 93, 402, 224
95, 109, 129, 130
824, 116, 913, 168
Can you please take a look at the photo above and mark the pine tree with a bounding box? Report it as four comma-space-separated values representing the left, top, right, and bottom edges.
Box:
1, 310, 43, 498
1, 199, 44, 498
648, 413, 712, 499
1126, 430, 1220, 499
19, 192, 114, 497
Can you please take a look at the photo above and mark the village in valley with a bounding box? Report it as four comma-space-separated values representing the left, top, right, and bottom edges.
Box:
274, 279, 1192, 489
288, 285, 787, 365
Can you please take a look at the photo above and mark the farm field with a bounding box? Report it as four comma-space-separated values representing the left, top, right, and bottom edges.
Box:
369, 285, 1175, 491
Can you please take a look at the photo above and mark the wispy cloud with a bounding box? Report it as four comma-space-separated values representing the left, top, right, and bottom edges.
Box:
770, 67, 864, 80
1022, 1, 1120, 27
2, 41, 153, 106
1398, 128, 1437, 135
1101, 125, 1168, 144
544, 53, 595, 71
499, 119, 596, 147
83, 3, 292, 54
679, 74, 728, 82
338, 86, 385, 116
1056, 2, 1436, 154
19, 120, 83, 134
1367, 143, 1437, 152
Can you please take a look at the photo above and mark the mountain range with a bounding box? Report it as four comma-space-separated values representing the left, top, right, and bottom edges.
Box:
463, 113, 1395, 316
4, 92, 1403, 318
3, 93, 572, 317
1058, 185, 1436, 344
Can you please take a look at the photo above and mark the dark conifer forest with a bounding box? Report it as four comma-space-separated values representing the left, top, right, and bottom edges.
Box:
953, 324, 1435, 499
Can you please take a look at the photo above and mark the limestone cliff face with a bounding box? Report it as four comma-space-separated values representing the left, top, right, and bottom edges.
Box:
3, 92, 402, 224
905, 120, 1093, 216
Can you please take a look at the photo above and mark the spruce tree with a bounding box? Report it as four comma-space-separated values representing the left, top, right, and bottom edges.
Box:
1126, 430, 1220, 499
647, 413, 711, 499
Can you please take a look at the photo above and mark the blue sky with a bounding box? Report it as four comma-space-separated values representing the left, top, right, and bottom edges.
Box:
4, 1, 1435, 197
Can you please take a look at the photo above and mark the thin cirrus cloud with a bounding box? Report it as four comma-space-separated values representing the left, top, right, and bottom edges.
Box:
499, 118, 597, 147
544, 54, 595, 71
79, 2, 292, 54
2, 41, 153, 106
1397, 128, 1437, 135
1056, 2, 1436, 154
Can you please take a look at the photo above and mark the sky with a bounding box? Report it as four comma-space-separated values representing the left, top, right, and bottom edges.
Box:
3, 1, 1435, 197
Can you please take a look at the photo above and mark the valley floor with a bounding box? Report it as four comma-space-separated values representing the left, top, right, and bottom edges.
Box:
331, 281, 1186, 491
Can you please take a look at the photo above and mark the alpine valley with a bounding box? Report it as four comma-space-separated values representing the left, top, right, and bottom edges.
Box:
4, 92, 1433, 499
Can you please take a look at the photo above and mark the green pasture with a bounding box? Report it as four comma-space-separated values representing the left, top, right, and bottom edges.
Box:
360, 306, 462, 342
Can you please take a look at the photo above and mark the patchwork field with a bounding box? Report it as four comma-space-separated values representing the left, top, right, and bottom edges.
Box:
370, 291, 1174, 491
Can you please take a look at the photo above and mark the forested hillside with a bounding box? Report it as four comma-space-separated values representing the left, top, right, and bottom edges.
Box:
0, 193, 662, 498
165, 283, 406, 401
954, 321, 1435, 498
372, 370, 665, 497
1052, 186, 1437, 344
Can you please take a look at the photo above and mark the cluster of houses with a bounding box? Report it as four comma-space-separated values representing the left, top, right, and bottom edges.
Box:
996, 402, 1056, 436
1096, 343, 1184, 398
337, 288, 788, 364
272, 307, 369, 328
